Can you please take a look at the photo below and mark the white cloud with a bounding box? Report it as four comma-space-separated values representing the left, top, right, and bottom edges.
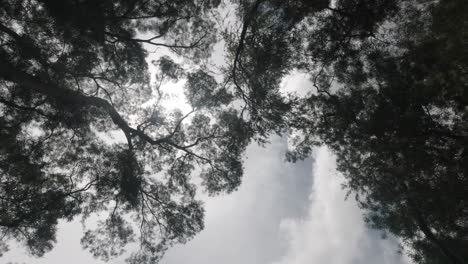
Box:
2, 140, 411, 264
280, 70, 313, 98
162, 136, 314, 264
272, 146, 411, 264
162, 142, 411, 264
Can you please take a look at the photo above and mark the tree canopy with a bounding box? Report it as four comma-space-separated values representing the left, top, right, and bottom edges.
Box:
0, 0, 467, 264
0, 0, 253, 262
226, 0, 467, 263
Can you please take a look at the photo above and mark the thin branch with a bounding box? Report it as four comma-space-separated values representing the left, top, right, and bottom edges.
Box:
312, 65, 334, 97
0, 97, 50, 117
104, 31, 208, 49
169, 109, 196, 137
66, 178, 98, 196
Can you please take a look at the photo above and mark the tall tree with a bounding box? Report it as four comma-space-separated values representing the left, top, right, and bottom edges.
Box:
227, 0, 468, 263
2, 0, 467, 263
0, 0, 255, 263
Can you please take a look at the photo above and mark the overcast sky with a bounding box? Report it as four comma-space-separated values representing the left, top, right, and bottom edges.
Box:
2, 12, 412, 262
4, 135, 411, 264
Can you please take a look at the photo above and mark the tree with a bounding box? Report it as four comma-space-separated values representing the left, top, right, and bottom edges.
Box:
226, 0, 468, 263
0, 0, 257, 263
2, 0, 467, 263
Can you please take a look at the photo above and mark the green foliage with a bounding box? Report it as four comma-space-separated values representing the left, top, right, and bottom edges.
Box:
185, 70, 233, 108
227, 0, 468, 263
1, 0, 467, 263
155, 56, 185, 82
0, 0, 254, 263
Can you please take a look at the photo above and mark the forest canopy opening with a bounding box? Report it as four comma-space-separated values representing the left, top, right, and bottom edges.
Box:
0, 0, 466, 264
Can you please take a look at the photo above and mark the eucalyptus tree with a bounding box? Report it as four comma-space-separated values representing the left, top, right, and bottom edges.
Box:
226, 0, 468, 263
2, 0, 467, 263
0, 0, 255, 263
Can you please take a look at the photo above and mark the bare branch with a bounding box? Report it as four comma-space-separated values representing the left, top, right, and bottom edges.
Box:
104, 31, 208, 49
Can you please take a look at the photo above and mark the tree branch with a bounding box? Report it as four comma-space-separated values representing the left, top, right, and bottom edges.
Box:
104, 31, 208, 49
231, 0, 263, 104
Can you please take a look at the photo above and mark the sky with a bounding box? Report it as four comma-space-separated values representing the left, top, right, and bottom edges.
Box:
3, 45, 412, 264
3, 136, 411, 264
2, 6, 413, 263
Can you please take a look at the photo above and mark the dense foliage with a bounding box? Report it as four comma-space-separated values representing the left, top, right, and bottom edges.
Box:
0, 0, 467, 264
227, 0, 467, 263
0, 0, 253, 262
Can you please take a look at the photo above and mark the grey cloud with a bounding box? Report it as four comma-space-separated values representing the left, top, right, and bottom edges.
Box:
3, 139, 410, 264
162, 136, 314, 264
272, 147, 411, 264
